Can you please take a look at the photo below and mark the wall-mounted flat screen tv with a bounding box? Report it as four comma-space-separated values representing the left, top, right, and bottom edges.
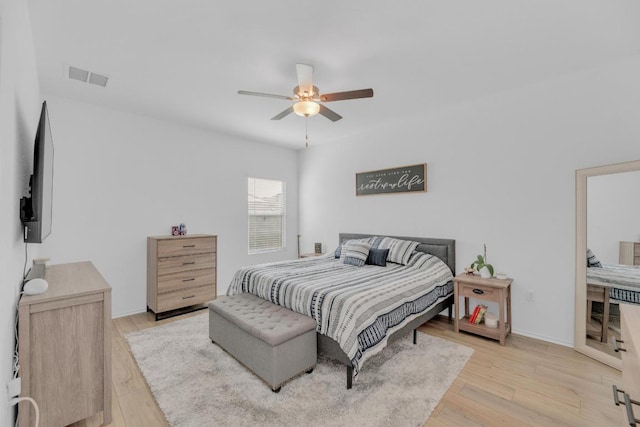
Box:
20, 101, 54, 243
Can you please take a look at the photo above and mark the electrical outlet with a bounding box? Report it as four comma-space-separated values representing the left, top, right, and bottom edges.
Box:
7, 377, 20, 399
526, 290, 535, 302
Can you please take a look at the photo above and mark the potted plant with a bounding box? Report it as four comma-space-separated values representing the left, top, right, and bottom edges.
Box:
470, 244, 494, 278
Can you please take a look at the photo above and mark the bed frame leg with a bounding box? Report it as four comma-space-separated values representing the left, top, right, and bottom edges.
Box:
346, 366, 353, 389
413, 329, 417, 344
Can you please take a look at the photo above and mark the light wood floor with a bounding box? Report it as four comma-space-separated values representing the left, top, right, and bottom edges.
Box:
70, 311, 622, 427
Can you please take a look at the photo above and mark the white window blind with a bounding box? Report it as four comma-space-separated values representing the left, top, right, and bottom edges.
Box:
248, 177, 286, 254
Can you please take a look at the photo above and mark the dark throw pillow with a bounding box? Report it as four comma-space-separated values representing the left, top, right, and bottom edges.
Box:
366, 248, 389, 267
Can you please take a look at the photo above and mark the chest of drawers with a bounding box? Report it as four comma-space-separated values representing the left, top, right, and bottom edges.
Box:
147, 234, 217, 319
619, 241, 640, 266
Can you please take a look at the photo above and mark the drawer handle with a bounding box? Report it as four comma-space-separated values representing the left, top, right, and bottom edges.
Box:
625, 393, 640, 426
182, 295, 195, 300
183, 244, 196, 248
182, 278, 195, 282
614, 338, 627, 352
613, 385, 640, 426
472, 289, 485, 295
182, 262, 196, 265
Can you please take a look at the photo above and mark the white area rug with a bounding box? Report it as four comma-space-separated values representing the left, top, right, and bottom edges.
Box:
126, 313, 473, 427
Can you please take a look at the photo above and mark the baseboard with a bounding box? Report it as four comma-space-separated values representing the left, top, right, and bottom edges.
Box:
511, 328, 573, 348
112, 307, 148, 319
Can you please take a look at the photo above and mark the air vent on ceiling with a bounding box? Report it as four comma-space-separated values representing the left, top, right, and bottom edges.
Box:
67, 65, 110, 87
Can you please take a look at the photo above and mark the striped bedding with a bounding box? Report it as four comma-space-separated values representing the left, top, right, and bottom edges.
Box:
228, 251, 453, 378
587, 264, 640, 304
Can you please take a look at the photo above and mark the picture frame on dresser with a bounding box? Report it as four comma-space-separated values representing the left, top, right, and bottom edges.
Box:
147, 234, 217, 320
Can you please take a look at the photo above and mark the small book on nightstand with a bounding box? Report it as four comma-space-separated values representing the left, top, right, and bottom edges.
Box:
469, 304, 487, 324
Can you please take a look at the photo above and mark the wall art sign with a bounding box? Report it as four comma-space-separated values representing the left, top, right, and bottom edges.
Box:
355, 163, 427, 196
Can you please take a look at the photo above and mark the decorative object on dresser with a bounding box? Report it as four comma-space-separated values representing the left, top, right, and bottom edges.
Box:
147, 234, 217, 320
355, 163, 426, 196
18, 261, 112, 427
454, 273, 512, 345
619, 241, 640, 266
612, 304, 640, 426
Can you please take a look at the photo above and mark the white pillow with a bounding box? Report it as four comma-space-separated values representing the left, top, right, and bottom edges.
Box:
342, 242, 372, 267
376, 237, 420, 265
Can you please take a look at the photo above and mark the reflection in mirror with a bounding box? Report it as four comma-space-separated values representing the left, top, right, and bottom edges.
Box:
585, 170, 640, 359
574, 160, 640, 369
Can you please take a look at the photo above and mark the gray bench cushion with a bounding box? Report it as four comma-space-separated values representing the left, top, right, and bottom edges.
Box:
208, 293, 316, 346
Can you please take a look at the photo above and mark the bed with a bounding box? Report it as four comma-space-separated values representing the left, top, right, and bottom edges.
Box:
228, 233, 456, 388
586, 263, 640, 343
587, 264, 640, 305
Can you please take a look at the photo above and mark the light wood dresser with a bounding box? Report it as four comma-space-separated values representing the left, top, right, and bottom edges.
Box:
18, 261, 111, 427
619, 241, 640, 266
147, 234, 217, 319
613, 304, 640, 426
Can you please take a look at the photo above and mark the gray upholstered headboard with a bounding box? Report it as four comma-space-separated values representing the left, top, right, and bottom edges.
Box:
338, 233, 456, 274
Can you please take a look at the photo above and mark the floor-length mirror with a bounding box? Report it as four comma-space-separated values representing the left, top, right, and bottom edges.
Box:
575, 160, 640, 369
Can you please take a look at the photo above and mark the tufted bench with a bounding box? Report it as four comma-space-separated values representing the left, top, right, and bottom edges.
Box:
208, 293, 317, 392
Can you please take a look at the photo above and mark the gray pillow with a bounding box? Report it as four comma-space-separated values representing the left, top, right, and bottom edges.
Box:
343, 242, 371, 267
336, 237, 376, 259
375, 237, 420, 265
587, 248, 602, 268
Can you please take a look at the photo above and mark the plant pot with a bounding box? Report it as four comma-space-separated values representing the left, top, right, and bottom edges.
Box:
479, 266, 492, 278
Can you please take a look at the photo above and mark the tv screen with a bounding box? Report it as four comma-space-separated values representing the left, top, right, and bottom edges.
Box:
20, 101, 54, 243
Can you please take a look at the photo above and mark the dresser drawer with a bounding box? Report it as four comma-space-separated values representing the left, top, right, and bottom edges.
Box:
634, 243, 640, 257
458, 283, 499, 300
157, 268, 216, 294
157, 285, 217, 312
157, 237, 216, 258
157, 253, 216, 276
621, 306, 640, 401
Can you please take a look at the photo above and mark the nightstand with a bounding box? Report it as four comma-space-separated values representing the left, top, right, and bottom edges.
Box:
299, 252, 324, 258
453, 274, 512, 345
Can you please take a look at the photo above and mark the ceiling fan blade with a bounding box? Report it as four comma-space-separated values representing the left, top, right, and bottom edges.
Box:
238, 90, 293, 100
318, 104, 342, 122
271, 106, 294, 120
319, 88, 374, 102
296, 64, 314, 96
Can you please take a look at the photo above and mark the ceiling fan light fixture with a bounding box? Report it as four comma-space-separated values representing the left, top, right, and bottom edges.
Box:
293, 100, 320, 117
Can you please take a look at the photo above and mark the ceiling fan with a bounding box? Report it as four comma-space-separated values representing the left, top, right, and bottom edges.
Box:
238, 63, 374, 122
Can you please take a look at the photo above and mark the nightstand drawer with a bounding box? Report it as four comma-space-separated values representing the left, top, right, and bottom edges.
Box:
157, 268, 216, 294
157, 237, 216, 258
458, 283, 499, 300
157, 253, 216, 276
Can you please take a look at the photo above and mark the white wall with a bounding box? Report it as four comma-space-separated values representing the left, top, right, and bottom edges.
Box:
299, 55, 640, 347
0, 0, 42, 423
588, 170, 640, 264
39, 97, 298, 317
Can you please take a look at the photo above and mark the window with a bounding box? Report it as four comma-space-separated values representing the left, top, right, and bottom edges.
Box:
248, 177, 286, 254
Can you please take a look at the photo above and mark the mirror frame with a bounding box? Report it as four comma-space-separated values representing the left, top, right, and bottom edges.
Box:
575, 159, 640, 369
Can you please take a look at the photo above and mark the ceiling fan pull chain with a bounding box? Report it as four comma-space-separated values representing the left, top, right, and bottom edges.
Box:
305, 117, 309, 148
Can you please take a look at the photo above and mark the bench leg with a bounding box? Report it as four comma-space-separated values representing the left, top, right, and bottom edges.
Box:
346, 366, 353, 390
413, 329, 417, 344
271, 386, 281, 393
